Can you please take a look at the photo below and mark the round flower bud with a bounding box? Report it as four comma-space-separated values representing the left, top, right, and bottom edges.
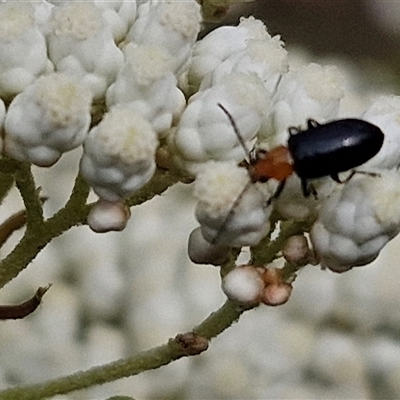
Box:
80, 106, 158, 202
173, 73, 271, 175
260, 268, 292, 306
106, 44, 185, 137
93, 1, 137, 42
311, 171, 400, 273
0, 3, 49, 98
260, 282, 293, 306
200, 37, 288, 97
47, 2, 124, 100
188, 16, 271, 91
87, 199, 131, 233
222, 265, 264, 305
282, 235, 310, 265
4, 73, 93, 167
127, 0, 202, 74
268, 63, 344, 146
188, 227, 230, 266
194, 161, 272, 247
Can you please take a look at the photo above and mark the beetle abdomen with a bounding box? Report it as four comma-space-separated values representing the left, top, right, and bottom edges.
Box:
287, 119, 384, 179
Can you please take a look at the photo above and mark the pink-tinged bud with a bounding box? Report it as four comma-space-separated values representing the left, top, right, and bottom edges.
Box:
261, 282, 292, 306
87, 199, 131, 233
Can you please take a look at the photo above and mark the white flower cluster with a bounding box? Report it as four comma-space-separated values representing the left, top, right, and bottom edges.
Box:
80, 106, 158, 202
311, 171, 400, 272
1, 0, 400, 272
0, 0, 202, 231
180, 17, 400, 277
193, 161, 272, 248
4, 73, 92, 166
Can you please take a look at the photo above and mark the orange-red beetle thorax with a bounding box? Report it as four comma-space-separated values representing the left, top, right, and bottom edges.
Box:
250, 145, 294, 182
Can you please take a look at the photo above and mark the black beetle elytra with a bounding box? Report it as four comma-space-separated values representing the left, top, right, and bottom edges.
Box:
246, 117, 384, 197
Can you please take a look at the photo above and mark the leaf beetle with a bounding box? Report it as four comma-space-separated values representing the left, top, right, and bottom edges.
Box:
218, 104, 385, 198
209, 104, 384, 245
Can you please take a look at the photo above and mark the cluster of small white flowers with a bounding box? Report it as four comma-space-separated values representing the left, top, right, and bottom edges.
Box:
0, 3, 51, 99
311, 171, 400, 272
4, 72, 93, 166
106, 43, 186, 137
180, 16, 400, 278
0, 0, 202, 232
1, 0, 400, 276
2, 3, 400, 398
47, 2, 124, 100
80, 106, 158, 202
193, 161, 272, 248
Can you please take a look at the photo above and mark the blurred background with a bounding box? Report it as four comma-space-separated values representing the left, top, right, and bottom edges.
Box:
2, 1, 400, 399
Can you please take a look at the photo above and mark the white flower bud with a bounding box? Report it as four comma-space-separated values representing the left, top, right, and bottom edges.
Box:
92, 0, 137, 42
0, 3, 49, 98
200, 37, 288, 97
270, 63, 344, 146
127, 0, 202, 73
188, 227, 230, 265
106, 44, 185, 137
282, 235, 310, 265
4, 73, 93, 167
87, 199, 131, 233
80, 106, 158, 202
47, 2, 124, 100
362, 95, 400, 170
173, 73, 271, 175
188, 16, 271, 91
222, 265, 264, 305
311, 171, 400, 273
194, 161, 271, 247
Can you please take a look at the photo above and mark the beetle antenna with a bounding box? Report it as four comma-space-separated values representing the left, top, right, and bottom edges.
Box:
217, 103, 252, 164
211, 180, 253, 245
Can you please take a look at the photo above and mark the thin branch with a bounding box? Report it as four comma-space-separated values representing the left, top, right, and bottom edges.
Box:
0, 173, 14, 205
0, 169, 180, 289
0, 301, 252, 400
14, 163, 44, 228
0, 285, 51, 320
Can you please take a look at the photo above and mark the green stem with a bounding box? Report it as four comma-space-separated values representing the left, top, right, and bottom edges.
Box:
14, 163, 44, 228
0, 301, 250, 400
0, 175, 90, 289
0, 169, 179, 289
0, 173, 14, 205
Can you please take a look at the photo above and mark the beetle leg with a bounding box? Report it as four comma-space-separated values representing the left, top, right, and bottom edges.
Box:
353, 170, 380, 178
330, 173, 343, 183
331, 170, 358, 184
301, 179, 318, 199
301, 179, 310, 196
267, 180, 287, 205
307, 119, 320, 129
288, 127, 299, 136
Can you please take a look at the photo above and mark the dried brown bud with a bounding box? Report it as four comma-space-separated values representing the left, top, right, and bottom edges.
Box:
175, 332, 209, 355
